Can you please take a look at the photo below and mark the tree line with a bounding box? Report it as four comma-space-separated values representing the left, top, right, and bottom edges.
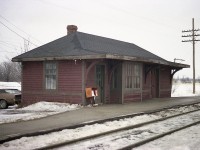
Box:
0, 60, 21, 82
173, 76, 200, 83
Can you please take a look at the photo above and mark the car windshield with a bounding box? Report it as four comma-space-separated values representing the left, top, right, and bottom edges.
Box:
5, 89, 21, 94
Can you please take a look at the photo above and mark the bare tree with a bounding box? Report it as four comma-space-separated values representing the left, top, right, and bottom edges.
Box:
0, 60, 21, 82
197, 76, 200, 83
0, 38, 29, 82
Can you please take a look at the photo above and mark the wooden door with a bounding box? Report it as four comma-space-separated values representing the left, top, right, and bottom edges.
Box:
95, 65, 105, 103
151, 68, 159, 98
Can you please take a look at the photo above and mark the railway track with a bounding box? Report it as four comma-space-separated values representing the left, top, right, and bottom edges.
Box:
37, 105, 200, 150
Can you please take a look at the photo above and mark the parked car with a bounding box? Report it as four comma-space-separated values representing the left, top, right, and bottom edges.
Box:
0, 89, 21, 109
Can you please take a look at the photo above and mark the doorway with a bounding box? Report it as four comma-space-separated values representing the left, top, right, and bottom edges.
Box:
151, 68, 159, 98
95, 65, 105, 103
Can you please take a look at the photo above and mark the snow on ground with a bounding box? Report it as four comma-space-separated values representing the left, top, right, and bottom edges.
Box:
0, 104, 199, 150
0, 101, 81, 124
0, 82, 199, 125
20, 101, 80, 112
134, 124, 200, 150
0, 114, 157, 150
172, 82, 200, 97
0, 82, 81, 124
60, 111, 200, 150
0, 82, 21, 90
0, 82, 200, 149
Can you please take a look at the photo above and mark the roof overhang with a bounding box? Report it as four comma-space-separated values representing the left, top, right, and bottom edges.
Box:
12, 54, 190, 69
167, 61, 190, 68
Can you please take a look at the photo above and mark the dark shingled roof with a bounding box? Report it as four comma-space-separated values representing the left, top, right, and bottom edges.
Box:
12, 31, 189, 68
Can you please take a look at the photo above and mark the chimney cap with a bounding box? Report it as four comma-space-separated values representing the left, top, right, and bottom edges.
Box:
67, 25, 78, 34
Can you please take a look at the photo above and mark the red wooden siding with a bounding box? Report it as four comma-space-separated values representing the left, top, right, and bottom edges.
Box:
21, 59, 173, 106
22, 61, 43, 91
22, 61, 43, 105
58, 61, 82, 93
142, 66, 152, 99
159, 68, 171, 97
110, 91, 120, 103
123, 92, 141, 102
22, 60, 83, 106
58, 60, 83, 103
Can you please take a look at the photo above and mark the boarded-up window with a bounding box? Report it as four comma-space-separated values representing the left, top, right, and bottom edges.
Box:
45, 62, 57, 89
125, 63, 141, 89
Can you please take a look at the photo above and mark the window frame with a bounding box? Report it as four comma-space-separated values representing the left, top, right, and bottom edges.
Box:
124, 62, 141, 90
44, 61, 58, 90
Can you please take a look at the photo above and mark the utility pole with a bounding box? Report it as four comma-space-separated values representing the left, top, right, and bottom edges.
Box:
24, 39, 30, 52
182, 18, 200, 94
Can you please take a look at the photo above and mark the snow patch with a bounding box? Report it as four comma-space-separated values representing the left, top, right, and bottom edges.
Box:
20, 101, 80, 112
135, 124, 200, 150
172, 83, 200, 97
0, 82, 21, 90
0, 101, 82, 124
1, 104, 200, 150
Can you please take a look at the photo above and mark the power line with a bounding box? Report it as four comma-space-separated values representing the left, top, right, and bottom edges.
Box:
0, 43, 22, 53
0, 50, 19, 53
182, 18, 200, 94
95, 1, 180, 31
0, 46, 21, 53
0, 42, 16, 49
0, 41, 20, 47
0, 15, 43, 45
0, 20, 38, 47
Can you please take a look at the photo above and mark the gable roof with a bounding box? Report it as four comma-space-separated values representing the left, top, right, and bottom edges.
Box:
12, 31, 189, 68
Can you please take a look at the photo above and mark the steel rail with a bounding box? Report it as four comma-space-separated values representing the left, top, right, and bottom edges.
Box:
119, 120, 200, 150
36, 109, 200, 150
1, 102, 199, 144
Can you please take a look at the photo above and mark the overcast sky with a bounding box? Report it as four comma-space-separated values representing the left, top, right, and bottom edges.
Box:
0, 0, 200, 78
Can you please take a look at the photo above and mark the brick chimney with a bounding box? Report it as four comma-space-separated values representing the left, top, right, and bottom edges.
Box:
67, 25, 78, 35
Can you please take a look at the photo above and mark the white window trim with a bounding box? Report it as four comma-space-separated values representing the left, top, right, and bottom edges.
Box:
124, 62, 141, 90
44, 61, 57, 90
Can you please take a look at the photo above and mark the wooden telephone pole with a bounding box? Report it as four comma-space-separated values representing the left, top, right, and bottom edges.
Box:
182, 18, 200, 94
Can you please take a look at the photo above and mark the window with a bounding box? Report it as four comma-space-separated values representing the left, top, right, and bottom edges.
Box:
125, 63, 141, 89
45, 62, 57, 90
134, 65, 140, 88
